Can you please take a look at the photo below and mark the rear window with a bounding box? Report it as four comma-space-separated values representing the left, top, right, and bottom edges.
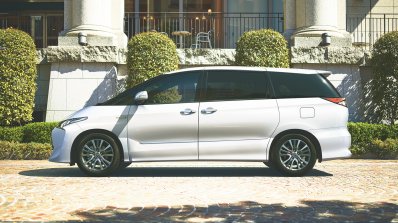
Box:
269, 72, 340, 98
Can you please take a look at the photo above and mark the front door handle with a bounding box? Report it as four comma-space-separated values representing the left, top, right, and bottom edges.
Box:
180, 108, 196, 115
201, 107, 217, 114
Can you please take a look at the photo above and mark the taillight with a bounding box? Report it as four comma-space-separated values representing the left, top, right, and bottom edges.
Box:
323, 98, 346, 107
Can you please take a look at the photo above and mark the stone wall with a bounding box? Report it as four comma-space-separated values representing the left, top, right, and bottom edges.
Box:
36, 47, 127, 121
35, 47, 372, 122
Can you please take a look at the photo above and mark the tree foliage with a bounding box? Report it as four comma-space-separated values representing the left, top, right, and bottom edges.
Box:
127, 32, 179, 88
371, 31, 398, 124
0, 28, 37, 126
235, 29, 289, 68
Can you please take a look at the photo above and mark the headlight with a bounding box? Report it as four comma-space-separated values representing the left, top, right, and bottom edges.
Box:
58, 117, 88, 129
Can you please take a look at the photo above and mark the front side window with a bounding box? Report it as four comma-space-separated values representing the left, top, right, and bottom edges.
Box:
100, 71, 200, 106
204, 70, 268, 101
144, 72, 200, 105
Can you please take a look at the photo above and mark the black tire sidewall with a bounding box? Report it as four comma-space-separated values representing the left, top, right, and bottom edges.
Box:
272, 134, 317, 177
76, 133, 121, 177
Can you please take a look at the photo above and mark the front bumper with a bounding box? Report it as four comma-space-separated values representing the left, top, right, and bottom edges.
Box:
49, 124, 82, 163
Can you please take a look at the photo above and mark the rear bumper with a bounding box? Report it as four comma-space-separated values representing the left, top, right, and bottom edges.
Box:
309, 127, 352, 161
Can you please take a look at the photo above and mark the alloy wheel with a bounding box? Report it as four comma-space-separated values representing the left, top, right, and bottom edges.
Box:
278, 138, 312, 171
81, 139, 115, 171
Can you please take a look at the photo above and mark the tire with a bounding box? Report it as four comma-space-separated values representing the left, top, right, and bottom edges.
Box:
76, 133, 121, 177
263, 161, 273, 168
119, 162, 132, 169
271, 134, 317, 177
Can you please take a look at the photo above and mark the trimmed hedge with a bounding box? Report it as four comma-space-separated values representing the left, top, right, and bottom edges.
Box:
370, 138, 398, 159
127, 32, 178, 88
23, 122, 58, 143
235, 29, 289, 68
0, 126, 24, 142
348, 122, 398, 146
348, 122, 398, 158
0, 122, 57, 144
0, 141, 51, 160
0, 28, 37, 126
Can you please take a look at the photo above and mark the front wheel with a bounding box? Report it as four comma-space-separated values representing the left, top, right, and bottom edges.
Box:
271, 134, 317, 177
76, 133, 121, 177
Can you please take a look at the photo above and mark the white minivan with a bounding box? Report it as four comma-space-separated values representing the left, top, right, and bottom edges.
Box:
49, 67, 351, 177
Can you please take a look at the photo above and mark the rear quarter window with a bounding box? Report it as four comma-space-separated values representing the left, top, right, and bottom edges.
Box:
268, 72, 340, 98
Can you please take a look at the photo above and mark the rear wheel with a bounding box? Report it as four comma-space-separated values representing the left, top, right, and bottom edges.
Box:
76, 133, 121, 177
271, 134, 316, 176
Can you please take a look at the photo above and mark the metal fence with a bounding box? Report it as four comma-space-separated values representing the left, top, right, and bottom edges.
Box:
347, 13, 398, 48
2, 12, 398, 50
0, 13, 63, 48
124, 12, 284, 49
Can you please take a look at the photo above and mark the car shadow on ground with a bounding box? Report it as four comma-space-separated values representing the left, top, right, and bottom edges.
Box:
19, 166, 332, 177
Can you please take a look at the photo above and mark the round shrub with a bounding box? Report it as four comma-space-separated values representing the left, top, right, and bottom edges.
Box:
235, 29, 289, 68
0, 28, 37, 126
371, 31, 398, 124
127, 32, 178, 88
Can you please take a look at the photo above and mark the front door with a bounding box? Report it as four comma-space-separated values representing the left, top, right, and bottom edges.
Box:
128, 71, 201, 161
198, 70, 279, 160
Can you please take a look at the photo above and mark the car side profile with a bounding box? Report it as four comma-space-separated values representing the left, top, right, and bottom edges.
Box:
49, 66, 351, 177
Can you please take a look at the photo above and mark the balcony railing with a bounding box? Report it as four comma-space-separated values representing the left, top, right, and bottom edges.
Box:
1, 12, 398, 50
347, 13, 398, 48
124, 12, 284, 49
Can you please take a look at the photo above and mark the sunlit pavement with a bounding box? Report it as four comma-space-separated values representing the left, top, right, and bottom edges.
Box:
0, 160, 397, 222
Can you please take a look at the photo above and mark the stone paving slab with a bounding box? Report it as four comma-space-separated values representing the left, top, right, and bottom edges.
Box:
0, 160, 397, 222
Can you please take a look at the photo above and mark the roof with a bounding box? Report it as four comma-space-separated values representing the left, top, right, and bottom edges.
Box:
166, 66, 332, 76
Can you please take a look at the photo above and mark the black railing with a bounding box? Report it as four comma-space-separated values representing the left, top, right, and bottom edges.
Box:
347, 13, 398, 48
0, 13, 63, 48
1, 12, 398, 50
124, 12, 284, 49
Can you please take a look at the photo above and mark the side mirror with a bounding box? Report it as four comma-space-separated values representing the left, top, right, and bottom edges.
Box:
134, 91, 148, 104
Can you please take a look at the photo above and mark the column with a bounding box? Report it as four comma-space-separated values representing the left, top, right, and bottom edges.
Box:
291, 0, 351, 47
46, 0, 127, 121
58, 0, 127, 47
283, 0, 296, 41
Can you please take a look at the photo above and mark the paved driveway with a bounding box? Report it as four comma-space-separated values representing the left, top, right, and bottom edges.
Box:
0, 160, 397, 222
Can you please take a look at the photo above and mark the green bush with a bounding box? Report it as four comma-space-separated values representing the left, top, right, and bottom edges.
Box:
0, 126, 24, 142
127, 32, 178, 88
348, 122, 398, 146
235, 29, 289, 68
23, 122, 58, 143
371, 31, 398, 124
0, 122, 56, 144
348, 122, 398, 158
0, 141, 51, 160
0, 28, 37, 126
370, 138, 398, 159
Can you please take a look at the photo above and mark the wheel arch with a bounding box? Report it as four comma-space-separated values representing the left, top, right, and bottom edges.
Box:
70, 129, 125, 165
269, 129, 322, 163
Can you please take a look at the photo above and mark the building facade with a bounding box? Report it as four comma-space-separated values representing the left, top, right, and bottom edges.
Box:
1, 0, 398, 122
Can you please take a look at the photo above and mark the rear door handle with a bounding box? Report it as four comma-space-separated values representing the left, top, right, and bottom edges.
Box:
201, 107, 217, 114
180, 108, 196, 115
